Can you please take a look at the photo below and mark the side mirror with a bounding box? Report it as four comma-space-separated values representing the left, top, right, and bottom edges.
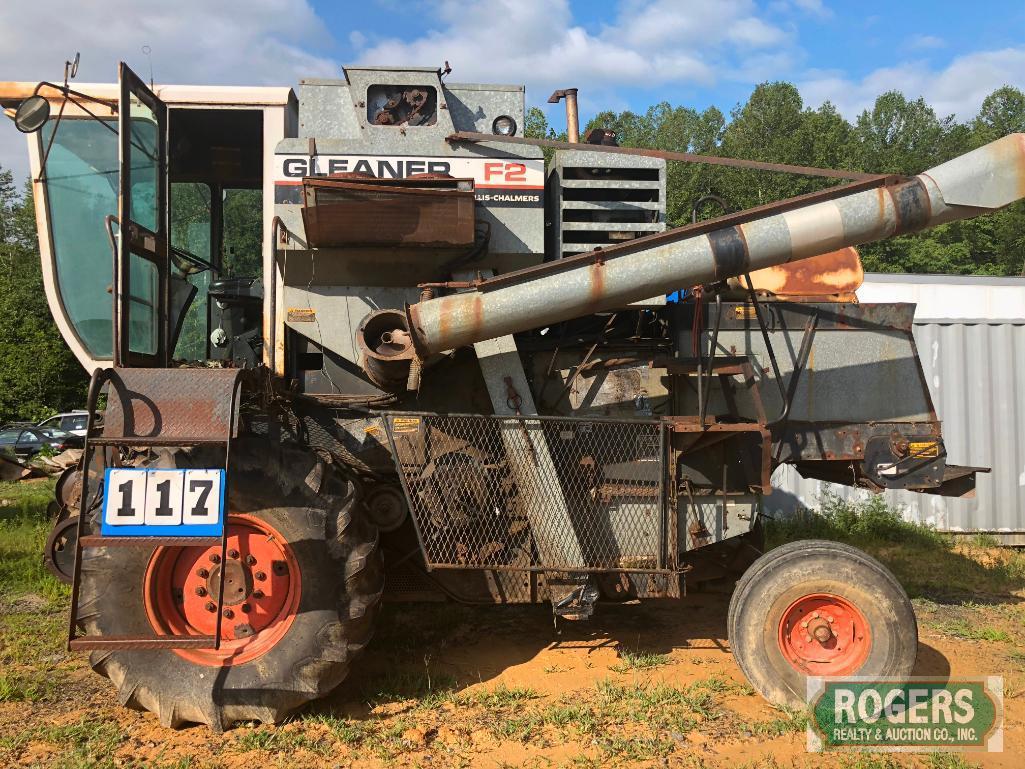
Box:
14, 95, 50, 133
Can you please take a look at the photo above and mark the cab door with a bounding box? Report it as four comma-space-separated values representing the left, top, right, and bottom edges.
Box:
115, 63, 170, 366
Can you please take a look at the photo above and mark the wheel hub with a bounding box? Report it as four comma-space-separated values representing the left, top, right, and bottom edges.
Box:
144, 514, 301, 667
207, 560, 251, 606
778, 593, 872, 676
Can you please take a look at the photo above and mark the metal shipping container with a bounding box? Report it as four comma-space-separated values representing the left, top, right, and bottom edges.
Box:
769, 274, 1025, 541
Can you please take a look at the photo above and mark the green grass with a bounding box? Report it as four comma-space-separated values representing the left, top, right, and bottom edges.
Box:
233, 725, 331, 755
0, 478, 66, 601
0, 478, 75, 705
743, 706, 809, 737
456, 682, 541, 709
610, 648, 672, 673
766, 492, 1025, 598
363, 664, 459, 709
927, 617, 1012, 642
0, 717, 124, 769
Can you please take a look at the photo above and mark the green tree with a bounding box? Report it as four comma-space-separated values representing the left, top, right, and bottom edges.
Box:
973, 85, 1025, 141
524, 106, 565, 165
0, 169, 87, 422
579, 82, 1025, 276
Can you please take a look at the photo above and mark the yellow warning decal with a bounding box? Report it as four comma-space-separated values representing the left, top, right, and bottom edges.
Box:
364, 424, 381, 436
909, 441, 940, 458
287, 308, 316, 322
391, 417, 421, 433
733, 305, 758, 320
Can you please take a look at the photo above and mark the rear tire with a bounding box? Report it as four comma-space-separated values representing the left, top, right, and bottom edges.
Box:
728, 540, 917, 708
77, 436, 383, 730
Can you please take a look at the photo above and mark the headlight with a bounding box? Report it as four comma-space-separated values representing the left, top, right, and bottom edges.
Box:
492, 115, 517, 136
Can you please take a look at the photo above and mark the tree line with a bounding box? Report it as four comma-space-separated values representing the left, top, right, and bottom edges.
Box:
527, 82, 1025, 276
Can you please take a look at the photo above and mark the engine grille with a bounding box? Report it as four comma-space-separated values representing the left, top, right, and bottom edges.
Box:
383, 413, 668, 572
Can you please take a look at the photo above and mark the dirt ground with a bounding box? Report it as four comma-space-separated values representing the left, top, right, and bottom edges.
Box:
2, 479, 1022, 768
2, 584, 1023, 768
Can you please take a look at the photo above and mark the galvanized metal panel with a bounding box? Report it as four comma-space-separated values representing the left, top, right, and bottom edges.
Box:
768, 321, 1025, 536
860, 273, 1025, 322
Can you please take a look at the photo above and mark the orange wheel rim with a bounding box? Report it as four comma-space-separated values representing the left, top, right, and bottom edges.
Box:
144, 514, 301, 666
777, 592, 872, 676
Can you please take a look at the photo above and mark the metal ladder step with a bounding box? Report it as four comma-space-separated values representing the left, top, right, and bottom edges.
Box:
80, 535, 222, 548
70, 635, 217, 651
87, 436, 228, 447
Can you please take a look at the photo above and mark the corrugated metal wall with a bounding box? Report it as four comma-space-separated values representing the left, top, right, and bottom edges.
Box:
768, 321, 1025, 538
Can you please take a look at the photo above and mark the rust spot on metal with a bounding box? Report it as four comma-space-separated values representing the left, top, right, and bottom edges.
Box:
740, 246, 863, 297
589, 260, 606, 305
471, 293, 484, 335
876, 186, 888, 229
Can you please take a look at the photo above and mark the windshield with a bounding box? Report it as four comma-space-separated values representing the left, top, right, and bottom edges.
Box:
40, 118, 119, 359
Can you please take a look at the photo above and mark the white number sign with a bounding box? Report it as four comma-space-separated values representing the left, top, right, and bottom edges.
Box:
104, 469, 147, 525
102, 468, 224, 536
182, 470, 222, 525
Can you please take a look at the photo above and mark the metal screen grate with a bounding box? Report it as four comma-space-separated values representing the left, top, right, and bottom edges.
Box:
384, 414, 666, 572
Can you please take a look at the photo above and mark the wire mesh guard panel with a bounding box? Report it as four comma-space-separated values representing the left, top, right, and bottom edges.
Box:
385, 414, 666, 571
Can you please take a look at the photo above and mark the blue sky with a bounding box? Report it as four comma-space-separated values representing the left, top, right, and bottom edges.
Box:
2, 0, 1024, 179
317, 0, 1025, 122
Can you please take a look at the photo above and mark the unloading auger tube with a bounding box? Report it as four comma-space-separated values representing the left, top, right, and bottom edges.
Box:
406, 133, 1025, 356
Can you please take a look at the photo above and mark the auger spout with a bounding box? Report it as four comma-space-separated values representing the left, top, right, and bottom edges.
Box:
407, 133, 1025, 356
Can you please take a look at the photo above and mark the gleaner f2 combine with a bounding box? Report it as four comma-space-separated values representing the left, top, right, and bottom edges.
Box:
4, 60, 1024, 730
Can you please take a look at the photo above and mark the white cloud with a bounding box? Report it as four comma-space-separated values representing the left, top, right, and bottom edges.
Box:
768, 0, 832, 18
356, 0, 794, 106
791, 0, 832, 18
907, 34, 946, 50
0, 0, 340, 182
798, 47, 1025, 120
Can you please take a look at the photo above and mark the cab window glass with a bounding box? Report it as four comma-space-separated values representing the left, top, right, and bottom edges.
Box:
40, 118, 118, 358
222, 188, 262, 277
367, 85, 437, 126
171, 182, 212, 360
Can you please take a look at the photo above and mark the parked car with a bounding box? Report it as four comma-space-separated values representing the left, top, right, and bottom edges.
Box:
37, 426, 84, 450
37, 410, 88, 437
0, 426, 79, 459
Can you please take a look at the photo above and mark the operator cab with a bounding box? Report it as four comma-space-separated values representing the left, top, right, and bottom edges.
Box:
1, 65, 296, 371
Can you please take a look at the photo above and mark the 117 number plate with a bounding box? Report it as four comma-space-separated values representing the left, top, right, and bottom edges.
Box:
101, 468, 224, 537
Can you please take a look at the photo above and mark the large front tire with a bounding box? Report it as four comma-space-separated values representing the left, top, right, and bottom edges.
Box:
77, 437, 383, 730
728, 540, 917, 708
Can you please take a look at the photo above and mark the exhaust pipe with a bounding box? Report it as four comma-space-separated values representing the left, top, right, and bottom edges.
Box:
408, 134, 1025, 356
548, 88, 580, 143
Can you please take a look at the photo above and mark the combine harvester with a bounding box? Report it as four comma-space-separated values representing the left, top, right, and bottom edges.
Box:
3, 59, 1023, 729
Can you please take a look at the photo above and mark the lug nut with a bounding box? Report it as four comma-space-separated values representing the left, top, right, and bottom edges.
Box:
805, 635, 812, 643
205, 601, 216, 613
245, 554, 257, 566
252, 589, 265, 599
241, 603, 251, 613
195, 586, 207, 597
196, 568, 209, 579
255, 571, 267, 582
222, 608, 234, 619
209, 554, 221, 564
228, 549, 240, 560
826, 616, 834, 623
801, 621, 808, 628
